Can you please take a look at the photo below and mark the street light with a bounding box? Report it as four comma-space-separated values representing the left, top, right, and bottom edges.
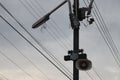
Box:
32, 13, 50, 29
32, 0, 72, 29
32, 0, 94, 80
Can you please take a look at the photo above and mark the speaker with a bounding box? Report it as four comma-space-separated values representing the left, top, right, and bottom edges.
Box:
76, 59, 92, 71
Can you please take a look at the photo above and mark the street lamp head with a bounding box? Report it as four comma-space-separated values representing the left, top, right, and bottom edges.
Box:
32, 14, 50, 29
32, 0, 72, 29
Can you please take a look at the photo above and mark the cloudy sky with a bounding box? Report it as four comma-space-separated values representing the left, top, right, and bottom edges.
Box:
0, 0, 120, 80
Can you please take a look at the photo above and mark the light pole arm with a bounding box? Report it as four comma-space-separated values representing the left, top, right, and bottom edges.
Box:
32, 0, 72, 29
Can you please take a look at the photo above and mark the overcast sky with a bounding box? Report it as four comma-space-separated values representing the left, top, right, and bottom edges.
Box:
0, 0, 120, 80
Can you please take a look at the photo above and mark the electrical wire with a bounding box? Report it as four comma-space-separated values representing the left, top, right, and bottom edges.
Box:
93, 1, 120, 62
17, 0, 73, 78
28, 0, 72, 48
0, 32, 50, 80
0, 73, 9, 80
0, 50, 35, 80
19, 0, 73, 78
93, 1, 119, 53
0, 19, 72, 79
18, 0, 105, 80
83, 0, 120, 67
94, 0, 120, 65
21, 0, 71, 68
20, 0, 66, 50
23, 0, 40, 18
34, 0, 72, 44
0, 15, 71, 80
92, 67, 103, 80
0, 2, 73, 79
76, 1, 108, 80
19, 0, 71, 50
93, 10, 120, 66
19, 0, 37, 19
82, 0, 120, 80
1, 0, 116, 80
24, 0, 69, 50
18, 0, 120, 80
86, 71, 94, 80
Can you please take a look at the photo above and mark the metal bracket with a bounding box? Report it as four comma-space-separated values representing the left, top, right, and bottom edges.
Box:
69, 13, 80, 29
64, 49, 85, 61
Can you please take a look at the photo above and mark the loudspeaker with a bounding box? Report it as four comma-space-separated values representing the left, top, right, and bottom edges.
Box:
76, 59, 92, 71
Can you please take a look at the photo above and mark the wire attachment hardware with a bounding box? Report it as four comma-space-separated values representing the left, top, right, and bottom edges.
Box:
74, 0, 94, 25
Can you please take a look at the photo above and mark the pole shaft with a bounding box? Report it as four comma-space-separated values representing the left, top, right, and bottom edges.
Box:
73, 29, 79, 80
73, 0, 79, 80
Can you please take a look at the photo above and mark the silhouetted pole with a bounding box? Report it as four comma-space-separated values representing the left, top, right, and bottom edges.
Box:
32, 0, 94, 80
73, 0, 79, 80
64, 0, 94, 80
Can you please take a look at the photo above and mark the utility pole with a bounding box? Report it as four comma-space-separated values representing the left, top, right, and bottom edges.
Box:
73, 0, 80, 80
32, 0, 94, 80
65, 1, 94, 80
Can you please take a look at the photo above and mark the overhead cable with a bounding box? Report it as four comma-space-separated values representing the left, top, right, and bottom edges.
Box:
0, 32, 50, 80
0, 15, 71, 80
0, 2, 72, 79
83, 0, 120, 67
0, 50, 35, 80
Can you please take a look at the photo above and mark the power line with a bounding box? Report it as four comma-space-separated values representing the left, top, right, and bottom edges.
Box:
34, 0, 72, 42
18, 0, 73, 78
19, 0, 37, 19
93, 10, 120, 66
19, 0, 73, 78
81, 1, 111, 80
0, 26, 72, 79
23, 0, 40, 18
0, 0, 115, 80
19, 0, 71, 50
19, 0, 104, 80
0, 50, 35, 80
0, 32, 50, 80
0, 73, 9, 80
0, 2, 73, 79
20, 0, 71, 69
20, 1, 67, 50
92, 68, 103, 80
23, 0, 69, 50
86, 69, 103, 80
92, 9, 120, 66
93, 1, 120, 62
82, 0, 120, 80
93, 1, 120, 65
28, 0, 72, 48
19, 0, 114, 80
86, 71, 94, 80
25, 1, 104, 79
0, 15, 71, 80
83, 0, 120, 67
